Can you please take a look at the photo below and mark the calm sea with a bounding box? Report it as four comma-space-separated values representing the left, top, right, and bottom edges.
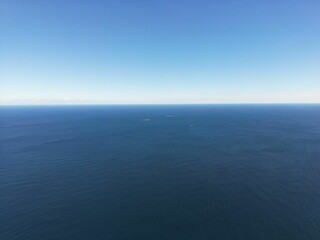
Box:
1, 105, 320, 239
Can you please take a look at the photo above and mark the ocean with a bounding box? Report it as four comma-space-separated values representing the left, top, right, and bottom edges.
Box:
1, 105, 320, 239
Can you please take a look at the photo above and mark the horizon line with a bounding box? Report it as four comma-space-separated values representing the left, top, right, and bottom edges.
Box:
1, 102, 320, 106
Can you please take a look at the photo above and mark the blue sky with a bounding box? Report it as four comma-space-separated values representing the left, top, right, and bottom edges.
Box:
1, 0, 320, 104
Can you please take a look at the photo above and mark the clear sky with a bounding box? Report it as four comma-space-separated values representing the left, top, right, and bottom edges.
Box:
1, 0, 320, 104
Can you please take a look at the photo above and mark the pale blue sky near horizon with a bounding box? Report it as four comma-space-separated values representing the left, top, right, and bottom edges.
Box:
1, 0, 320, 104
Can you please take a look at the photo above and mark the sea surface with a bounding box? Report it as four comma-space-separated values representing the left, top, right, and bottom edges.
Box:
1, 105, 320, 240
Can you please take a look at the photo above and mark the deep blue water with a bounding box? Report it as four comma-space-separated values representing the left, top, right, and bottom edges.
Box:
1, 105, 320, 240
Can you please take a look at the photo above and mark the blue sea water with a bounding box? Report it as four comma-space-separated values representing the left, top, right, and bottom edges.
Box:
1, 105, 320, 240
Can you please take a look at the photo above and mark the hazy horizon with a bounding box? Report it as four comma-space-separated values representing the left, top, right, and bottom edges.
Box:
2, 2, 320, 238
